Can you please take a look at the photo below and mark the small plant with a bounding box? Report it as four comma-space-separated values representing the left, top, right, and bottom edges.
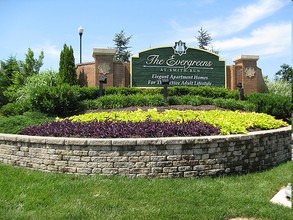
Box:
21, 120, 220, 138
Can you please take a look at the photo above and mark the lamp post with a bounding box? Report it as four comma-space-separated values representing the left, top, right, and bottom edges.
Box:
78, 25, 84, 63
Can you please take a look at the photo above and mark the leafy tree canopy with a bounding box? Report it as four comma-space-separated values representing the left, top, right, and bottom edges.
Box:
275, 63, 292, 83
21, 48, 44, 77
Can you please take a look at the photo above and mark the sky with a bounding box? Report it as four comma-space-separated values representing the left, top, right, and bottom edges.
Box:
0, 0, 292, 80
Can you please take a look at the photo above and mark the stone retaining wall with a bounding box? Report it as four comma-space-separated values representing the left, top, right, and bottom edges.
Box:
0, 126, 291, 178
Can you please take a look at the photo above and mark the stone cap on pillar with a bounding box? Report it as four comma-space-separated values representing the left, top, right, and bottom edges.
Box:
233, 55, 259, 62
92, 48, 116, 57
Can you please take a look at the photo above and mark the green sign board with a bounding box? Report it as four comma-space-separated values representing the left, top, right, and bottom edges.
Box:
131, 41, 226, 87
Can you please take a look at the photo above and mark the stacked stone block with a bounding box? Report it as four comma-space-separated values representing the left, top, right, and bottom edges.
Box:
0, 126, 291, 177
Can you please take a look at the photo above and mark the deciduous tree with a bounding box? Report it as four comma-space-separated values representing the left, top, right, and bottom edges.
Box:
21, 48, 44, 77
275, 63, 292, 83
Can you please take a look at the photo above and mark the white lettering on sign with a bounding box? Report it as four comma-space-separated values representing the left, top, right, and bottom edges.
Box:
145, 54, 213, 70
146, 55, 164, 65
147, 73, 211, 86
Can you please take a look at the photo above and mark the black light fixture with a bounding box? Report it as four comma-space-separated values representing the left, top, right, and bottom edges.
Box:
161, 78, 170, 100
237, 82, 244, 100
99, 75, 107, 96
78, 25, 84, 63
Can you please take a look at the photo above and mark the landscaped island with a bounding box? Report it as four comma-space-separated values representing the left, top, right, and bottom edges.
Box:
21, 109, 287, 138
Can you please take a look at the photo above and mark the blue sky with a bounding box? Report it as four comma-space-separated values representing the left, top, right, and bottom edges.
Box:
0, 0, 291, 79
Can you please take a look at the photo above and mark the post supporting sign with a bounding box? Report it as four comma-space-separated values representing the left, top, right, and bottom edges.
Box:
131, 41, 226, 87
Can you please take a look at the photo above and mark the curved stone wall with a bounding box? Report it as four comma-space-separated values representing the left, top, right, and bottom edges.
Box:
0, 126, 291, 177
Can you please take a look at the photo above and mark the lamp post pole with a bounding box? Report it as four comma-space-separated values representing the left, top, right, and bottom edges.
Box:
78, 26, 84, 63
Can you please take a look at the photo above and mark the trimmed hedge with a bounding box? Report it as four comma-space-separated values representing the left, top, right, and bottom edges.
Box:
168, 86, 239, 99
1, 84, 290, 121
30, 84, 81, 116
102, 86, 239, 99
80, 94, 166, 110
212, 98, 256, 111
79, 86, 99, 100
246, 93, 291, 120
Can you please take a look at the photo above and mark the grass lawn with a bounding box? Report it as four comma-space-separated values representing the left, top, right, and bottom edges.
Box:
0, 162, 292, 220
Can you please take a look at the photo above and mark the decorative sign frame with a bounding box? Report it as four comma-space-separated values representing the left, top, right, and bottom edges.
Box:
131, 41, 226, 87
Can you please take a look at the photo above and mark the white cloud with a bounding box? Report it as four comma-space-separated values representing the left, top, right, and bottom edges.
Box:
169, 0, 289, 41
201, 0, 289, 36
34, 44, 60, 59
32, 43, 61, 70
168, 20, 198, 44
214, 22, 291, 58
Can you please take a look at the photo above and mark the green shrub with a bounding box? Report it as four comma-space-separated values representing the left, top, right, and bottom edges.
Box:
213, 98, 256, 111
167, 96, 183, 105
0, 111, 54, 134
79, 94, 166, 110
169, 86, 239, 99
266, 80, 291, 97
78, 99, 102, 111
167, 95, 212, 106
14, 70, 59, 107
94, 86, 239, 100
140, 88, 163, 95
246, 93, 291, 120
170, 86, 191, 96
104, 87, 141, 96
0, 102, 30, 116
30, 84, 81, 116
133, 94, 165, 106
79, 86, 99, 100
96, 94, 129, 109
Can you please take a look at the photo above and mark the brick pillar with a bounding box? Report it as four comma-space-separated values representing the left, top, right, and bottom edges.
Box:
92, 48, 116, 86
233, 55, 259, 94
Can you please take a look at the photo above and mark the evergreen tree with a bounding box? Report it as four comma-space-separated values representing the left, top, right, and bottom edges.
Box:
0, 49, 44, 106
58, 44, 77, 85
0, 60, 12, 106
196, 27, 212, 50
1, 56, 20, 84
0, 56, 21, 104
113, 30, 132, 62
195, 27, 219, 54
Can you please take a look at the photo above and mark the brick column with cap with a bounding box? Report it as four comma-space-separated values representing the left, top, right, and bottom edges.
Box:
92, 48, 116, 86
233, 55, 260, 95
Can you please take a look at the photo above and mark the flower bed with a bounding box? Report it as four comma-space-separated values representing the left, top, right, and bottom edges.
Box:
21, 120, 220, 138
21, 109, 288, 138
